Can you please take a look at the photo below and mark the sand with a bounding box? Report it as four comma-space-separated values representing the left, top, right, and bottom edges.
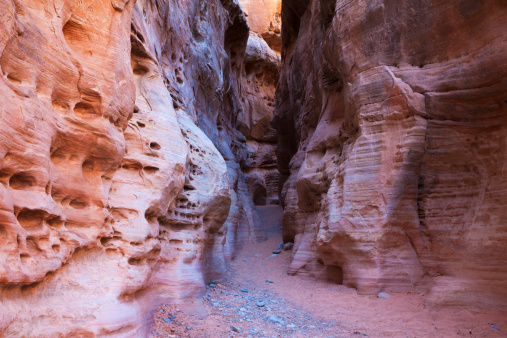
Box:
153, 206, 506, 337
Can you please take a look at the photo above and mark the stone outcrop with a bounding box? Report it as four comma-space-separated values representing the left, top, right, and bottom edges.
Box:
0, 0, 277, 335
237, 0, 282, 210
274, 0, 507, 310
240, 35, 281, 208
239, 0, 282, 53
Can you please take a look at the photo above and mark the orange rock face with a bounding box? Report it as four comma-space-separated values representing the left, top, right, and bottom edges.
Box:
0, 0, 135, 287
274, 0, 507, 310
239, 0, 282, 53
2, 0, 504, 334
0, 0, 274, 335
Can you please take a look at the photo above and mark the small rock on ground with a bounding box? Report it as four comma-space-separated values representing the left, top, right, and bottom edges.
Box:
377, 292, 390, 299
283, 242, 294, 250
272, 249, 281, 254
266, 279, 274, 283
266, 315, 285, 325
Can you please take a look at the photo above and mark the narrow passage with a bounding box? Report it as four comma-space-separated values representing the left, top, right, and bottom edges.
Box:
153, 206, 506, 337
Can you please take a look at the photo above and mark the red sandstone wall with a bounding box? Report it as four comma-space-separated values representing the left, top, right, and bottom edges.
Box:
274, 0, 507, 310
0, 0, 277, 335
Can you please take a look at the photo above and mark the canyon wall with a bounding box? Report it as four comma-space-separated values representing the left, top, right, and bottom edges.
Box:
239, 0, 281, 53
274, 0, 507, 310
0, 0, 278, 336
238, 12, 281, 208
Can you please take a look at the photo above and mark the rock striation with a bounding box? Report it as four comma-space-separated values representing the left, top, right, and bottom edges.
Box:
239, 0, 282, 53
0, 0, 279, 335
274, 0, 507, 310
237, 0, 282, 211
240, 35, 281, 208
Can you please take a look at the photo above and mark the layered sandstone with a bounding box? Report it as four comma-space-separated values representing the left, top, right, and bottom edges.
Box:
236, 0, 282, 211
240, 34, 281, 209
238, 0, 282, 53
274, 0, 507, 310
0, 0, 274, 335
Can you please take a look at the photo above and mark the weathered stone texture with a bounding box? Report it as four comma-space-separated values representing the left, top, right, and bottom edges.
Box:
239, 0, 282, 53
274, 0, 507, 309
236, 1, 282, 210
0, 0, 275, 335
241, 34, 281, 208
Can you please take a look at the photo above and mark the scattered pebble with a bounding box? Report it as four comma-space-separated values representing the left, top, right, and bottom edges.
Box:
243, 259, 248, 262
163, 313, 177, 323
272, 249, 281, 254
277, 242, 284, 248
283, 242, 294, 250
154, 231, 500, 338
254, 254, 262, 257
266, 315, 285, 325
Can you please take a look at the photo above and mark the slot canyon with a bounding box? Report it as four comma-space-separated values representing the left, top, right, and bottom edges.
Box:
0, 0, 506, 336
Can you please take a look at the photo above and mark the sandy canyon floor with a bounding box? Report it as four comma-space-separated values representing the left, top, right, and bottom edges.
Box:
152, 206, 506, 337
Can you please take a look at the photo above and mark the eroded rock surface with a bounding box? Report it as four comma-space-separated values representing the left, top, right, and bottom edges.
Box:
0, 0, 277, 335
274, 0, 507, 310
240, 35, 281, 210
239, 0, 282, 53
236, 0, 282, 211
